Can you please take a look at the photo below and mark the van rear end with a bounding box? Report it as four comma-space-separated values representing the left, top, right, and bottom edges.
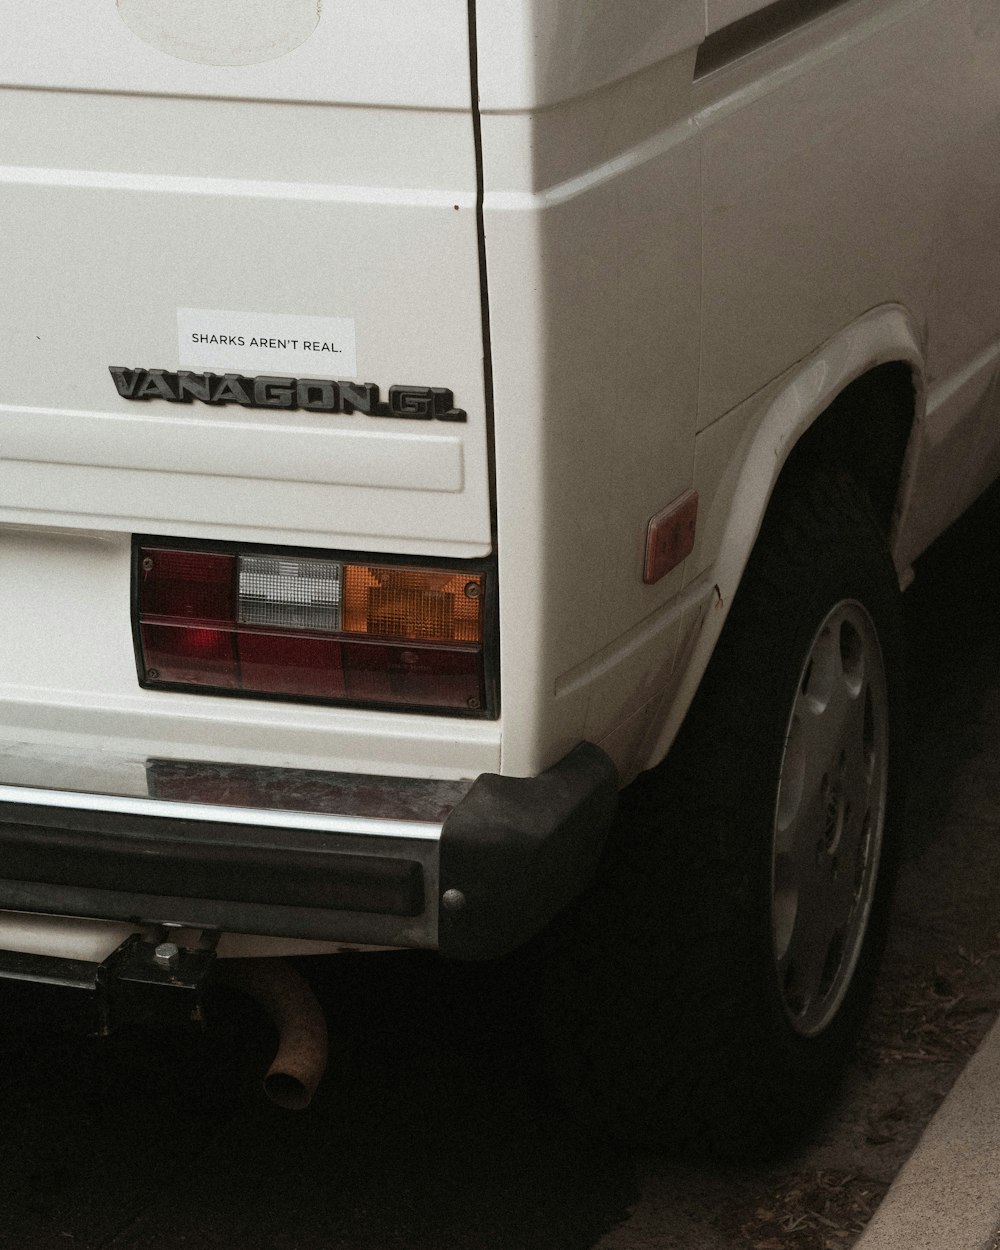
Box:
0, 3, 617, 978
5, 0, 999, 1154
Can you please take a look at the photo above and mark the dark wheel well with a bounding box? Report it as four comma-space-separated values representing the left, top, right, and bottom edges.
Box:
779, 362, 916, 535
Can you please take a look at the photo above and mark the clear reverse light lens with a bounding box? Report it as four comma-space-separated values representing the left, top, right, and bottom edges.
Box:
237, 555, 342, 631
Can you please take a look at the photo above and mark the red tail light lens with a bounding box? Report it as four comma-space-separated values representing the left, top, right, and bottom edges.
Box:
141, 623, 239, 688
135, 544, 493, 716
341, 641, 482, 709
140, 550, 235, 622
238, 631, 346, 699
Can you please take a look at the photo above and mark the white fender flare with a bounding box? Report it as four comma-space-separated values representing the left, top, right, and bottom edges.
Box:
635, 303, 927, 775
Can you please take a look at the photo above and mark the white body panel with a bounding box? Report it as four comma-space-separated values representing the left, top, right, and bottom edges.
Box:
0, 89, 491, 556
473, 0, 703, 110
476, 0, 1000, 778
0, 0, 472, 108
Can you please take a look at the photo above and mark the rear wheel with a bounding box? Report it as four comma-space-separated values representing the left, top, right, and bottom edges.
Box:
541, 468, 904, 1157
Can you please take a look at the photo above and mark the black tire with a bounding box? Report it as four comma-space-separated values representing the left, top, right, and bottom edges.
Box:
540, 468, 905, 1158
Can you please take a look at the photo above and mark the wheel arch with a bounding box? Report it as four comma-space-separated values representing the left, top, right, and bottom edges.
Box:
634, 303, 924, 776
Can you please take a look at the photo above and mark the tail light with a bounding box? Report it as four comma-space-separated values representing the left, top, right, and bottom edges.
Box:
134, 542, 495, 717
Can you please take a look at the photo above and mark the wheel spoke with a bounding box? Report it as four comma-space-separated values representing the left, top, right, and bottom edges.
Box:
777, 860, 845, 1020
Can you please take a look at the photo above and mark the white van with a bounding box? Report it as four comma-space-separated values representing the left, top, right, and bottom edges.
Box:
1, 0, 998, 1151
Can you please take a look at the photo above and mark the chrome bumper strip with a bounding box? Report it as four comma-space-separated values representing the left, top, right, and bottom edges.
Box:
0, 785, 446, 842
0, 745, 474, 842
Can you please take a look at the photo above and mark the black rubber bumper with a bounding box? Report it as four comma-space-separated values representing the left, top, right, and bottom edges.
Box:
437, 742, 619, 960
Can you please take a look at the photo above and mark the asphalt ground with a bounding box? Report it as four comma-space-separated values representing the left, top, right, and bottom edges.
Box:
4, 482, 1000, 1249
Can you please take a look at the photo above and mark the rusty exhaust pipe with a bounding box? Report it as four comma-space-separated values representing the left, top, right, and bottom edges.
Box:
219, 958, 328, 1110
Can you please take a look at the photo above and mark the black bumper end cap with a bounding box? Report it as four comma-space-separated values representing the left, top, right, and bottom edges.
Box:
437, 742, 619, 961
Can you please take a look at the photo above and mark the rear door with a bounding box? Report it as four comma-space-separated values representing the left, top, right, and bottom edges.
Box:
0, 1, 491, 560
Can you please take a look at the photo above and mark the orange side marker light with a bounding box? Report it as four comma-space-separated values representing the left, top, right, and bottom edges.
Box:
643, 489, 699, 585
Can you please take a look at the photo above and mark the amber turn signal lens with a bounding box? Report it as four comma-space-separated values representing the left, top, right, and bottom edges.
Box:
342, 566, 483, 643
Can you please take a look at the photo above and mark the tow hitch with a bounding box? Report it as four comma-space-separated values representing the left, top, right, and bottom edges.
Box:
0, 931, 329, 1109
95, 931, 219, 1034
0, 929, 216, 1024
